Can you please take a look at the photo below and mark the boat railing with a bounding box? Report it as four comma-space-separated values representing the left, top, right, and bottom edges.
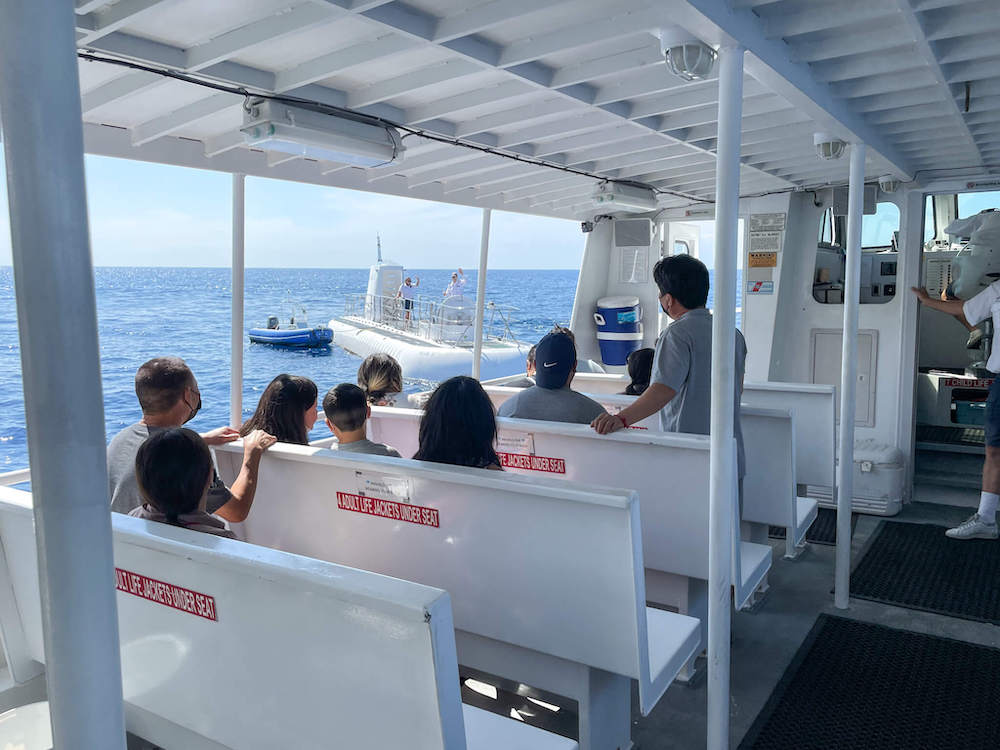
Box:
342, 292, 519, 346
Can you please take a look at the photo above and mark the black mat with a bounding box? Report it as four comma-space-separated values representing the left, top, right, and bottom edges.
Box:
739, 614, 1000, 749
769, 507, 845, 546
850, 521, 1000, 625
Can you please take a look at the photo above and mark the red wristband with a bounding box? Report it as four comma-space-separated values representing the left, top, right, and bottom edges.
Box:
617, 414, 628, 429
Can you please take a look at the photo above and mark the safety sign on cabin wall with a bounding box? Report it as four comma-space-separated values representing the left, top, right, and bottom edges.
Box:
748, 213, 785, 256
748, 252, 778, 268
746, 281, 774, 295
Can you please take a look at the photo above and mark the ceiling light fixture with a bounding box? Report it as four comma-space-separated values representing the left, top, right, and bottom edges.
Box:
241, 99, 404, 167
592, 181, 659, 213
662, 39, 718, 82
814, 132, 847, 161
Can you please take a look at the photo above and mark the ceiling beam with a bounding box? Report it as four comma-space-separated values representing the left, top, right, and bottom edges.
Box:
185, 4, 333, 71
672, 0, 916, 178
130, 92, 238, 146
274, 34, 416, 92
432, 0, 576, 43
346, 60, 482, 108
76, 0, 170, 45
80, 70, 161, 114
886, 0, 986, 170
405, 81, 535, 124
549, 41, 664, 89
758, 0, 897, 39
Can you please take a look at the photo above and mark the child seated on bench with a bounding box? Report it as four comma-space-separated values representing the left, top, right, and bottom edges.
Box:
129, 427, 237, 538
323, 383, 402, 457
357, 353, 403, 407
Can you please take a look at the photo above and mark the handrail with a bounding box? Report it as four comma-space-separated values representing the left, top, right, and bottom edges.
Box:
342, 291, 521, 346
0, 468, 31, 486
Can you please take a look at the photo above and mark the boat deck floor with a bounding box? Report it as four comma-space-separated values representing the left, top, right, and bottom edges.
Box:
634, 500, 999, 749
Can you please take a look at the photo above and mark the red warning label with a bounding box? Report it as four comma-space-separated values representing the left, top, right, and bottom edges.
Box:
115, 568, 217, 621
497, 452, 566, 474
337, 491, 440, 528
942, 378, 992, 388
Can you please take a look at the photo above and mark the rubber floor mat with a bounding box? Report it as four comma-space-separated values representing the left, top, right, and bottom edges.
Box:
739, 615, 1000, 749
768, 507, 848, 546
850, 521, 1000, 625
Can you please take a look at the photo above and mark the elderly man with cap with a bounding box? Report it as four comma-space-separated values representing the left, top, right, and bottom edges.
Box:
497, 329, 606, 424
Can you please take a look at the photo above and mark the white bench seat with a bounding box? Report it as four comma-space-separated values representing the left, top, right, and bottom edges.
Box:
795, 497, 820, 546
0, 486, 575, 750
360, 406, 771, 683
215, 444, 699, 750
478, 388, 820, 562
464, 705, 578, 750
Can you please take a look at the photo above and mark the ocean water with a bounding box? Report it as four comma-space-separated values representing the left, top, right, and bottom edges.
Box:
0, 266, 741, 470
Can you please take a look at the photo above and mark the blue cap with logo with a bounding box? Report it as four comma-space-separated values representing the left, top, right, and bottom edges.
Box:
534, 331, 576, 389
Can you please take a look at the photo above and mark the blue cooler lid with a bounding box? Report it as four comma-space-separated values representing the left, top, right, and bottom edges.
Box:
596, 295, 639, 309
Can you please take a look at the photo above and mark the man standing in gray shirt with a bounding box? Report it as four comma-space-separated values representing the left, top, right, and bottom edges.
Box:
108, 357, 276, 520
592, 255, 746, 479
497, 330, 606, 424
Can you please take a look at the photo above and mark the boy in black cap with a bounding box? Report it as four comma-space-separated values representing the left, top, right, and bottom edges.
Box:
497, 330, 606, 424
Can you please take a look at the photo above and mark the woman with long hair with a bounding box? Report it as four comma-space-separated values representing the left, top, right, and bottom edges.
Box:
413, 376, 502, 470
240, 374, 318, 445
623, 348, 655, 396
357, 353, 403, 406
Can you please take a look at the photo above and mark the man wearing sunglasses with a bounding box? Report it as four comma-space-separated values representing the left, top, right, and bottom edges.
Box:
108, 356, 275, 522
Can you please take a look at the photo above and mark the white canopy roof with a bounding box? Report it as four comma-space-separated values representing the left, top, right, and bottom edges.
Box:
68, 0, 1000, 218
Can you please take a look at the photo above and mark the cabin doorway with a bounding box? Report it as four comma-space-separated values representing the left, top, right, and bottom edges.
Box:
912, 190, 1000, 507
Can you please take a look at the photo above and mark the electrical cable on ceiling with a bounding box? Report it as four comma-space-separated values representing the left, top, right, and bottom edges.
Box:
78, 50, 718, 204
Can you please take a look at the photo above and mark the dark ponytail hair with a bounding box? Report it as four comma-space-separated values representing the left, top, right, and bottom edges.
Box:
413, 376, 501, 469
624, 348, 655, 396
135, 428, 213, 524
240, 374, 318, 445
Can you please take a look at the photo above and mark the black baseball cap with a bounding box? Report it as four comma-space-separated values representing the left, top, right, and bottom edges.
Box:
534, 331, 576, 389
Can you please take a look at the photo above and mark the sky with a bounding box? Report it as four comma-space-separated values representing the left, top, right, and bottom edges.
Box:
0, 153, 586, 269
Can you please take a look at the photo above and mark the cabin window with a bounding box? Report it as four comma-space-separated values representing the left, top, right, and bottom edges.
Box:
924, 196, 936, 243
813, 202, 898, 305
673, 239, 691, 255
958, 190, 1000, 217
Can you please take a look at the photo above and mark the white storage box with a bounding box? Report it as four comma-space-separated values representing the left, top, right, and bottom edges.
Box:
850, 439, 904, 515
812, 439, 904, 516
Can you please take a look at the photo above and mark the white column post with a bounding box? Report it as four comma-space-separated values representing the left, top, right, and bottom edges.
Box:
708, 43, 744, 750
472, 207, 492, 379
834, 143, 866, 609
0, 1, 126, 747
231, 173, 246, 428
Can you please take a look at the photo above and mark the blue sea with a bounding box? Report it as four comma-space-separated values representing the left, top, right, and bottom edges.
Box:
0, 266, 741, 470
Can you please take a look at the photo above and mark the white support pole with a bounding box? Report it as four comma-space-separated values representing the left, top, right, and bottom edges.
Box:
707, 43, 744, 750
472, 208, 492, 380
834, 143, 866, 609
0, 2, 126, 747
231, 173, 246, 428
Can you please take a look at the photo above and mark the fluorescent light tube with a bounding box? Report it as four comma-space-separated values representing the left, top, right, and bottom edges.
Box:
241, 100, 404, 168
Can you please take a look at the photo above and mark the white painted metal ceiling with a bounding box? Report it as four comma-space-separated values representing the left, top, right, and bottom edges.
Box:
69, 0, 1000, 219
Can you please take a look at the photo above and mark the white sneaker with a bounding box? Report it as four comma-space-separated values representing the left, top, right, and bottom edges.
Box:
945, 513, 998, 540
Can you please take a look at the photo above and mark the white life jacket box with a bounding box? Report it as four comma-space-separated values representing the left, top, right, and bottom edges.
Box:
849, 439, 904, 516
813, 439, 904, 516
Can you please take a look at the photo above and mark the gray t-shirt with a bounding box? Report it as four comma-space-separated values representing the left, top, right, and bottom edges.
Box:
336, 438, 401, 458
497, 385, 606, 424
651, 308, 747, 477
108, 422, 231, 515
